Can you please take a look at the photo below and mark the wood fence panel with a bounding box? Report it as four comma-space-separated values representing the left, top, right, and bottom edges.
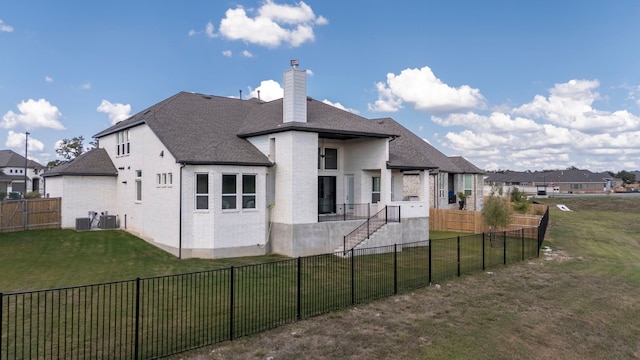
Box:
429, 205, 546, 234
0, 198, 61, 232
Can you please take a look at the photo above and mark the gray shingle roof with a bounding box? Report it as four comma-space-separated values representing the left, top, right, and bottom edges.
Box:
237, 98, 399, 139
0, 150, 44, 168
92, 91, 482, 173
485, 169, 616, 184
43, 148, 117, 177
449, 156, 484, 174
370, 118, 464, 172
95, 92, 273, 165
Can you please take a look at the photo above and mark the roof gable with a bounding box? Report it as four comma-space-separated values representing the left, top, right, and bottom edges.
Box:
0, 150, 44, 168
95, 92, 272, 165
43, 148, 117, 177
371, 118, 463, 172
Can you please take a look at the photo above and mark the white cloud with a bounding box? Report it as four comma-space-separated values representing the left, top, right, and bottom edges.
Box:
322, 99, 359, 114
205, 22, 215, 38
2, 99, 65, 130
81, 82, 91, 90
45, 76, 53, 83
0, 19, 14, 33
242, 50, 253, 58
222, 50, 232, 57
97, 100, 132, 125
249, 79, 283, 101
434, 79, 640, 172
511, 79, 640, 133
188, 29, 197, 36
369, 66, 485, 113
5, 130, 45, 152
216, 1, 326, 48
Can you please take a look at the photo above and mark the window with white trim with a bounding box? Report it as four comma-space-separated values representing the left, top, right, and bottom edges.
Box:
242, 174, 256, 209
318, 147, 338, 170
222, 174, 236, 209
464, 174, 473, 196
135, 170, 142, 202
372, 176, 381, 204
438, 172, 446, 199
116, 130, 130, 156
195, 173, 209, 209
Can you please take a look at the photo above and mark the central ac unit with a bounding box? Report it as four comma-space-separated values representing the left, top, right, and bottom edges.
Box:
76, 218, 91, 231
100, 215, 117, 229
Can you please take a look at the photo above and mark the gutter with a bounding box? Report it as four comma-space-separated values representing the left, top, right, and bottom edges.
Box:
179, 162, 185, 258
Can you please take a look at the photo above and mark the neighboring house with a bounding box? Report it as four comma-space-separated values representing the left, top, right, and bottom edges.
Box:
0, 149, 45, 198
484, 169, 620, 194
44, 62, 483, 259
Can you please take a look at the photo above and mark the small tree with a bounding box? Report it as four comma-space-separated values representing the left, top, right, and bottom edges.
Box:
482, 195, 512, 246
56, 136, 94, 160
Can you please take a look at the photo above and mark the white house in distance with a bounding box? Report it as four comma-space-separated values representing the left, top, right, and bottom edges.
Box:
0, 149, 45, 198
44, 61, 483, 259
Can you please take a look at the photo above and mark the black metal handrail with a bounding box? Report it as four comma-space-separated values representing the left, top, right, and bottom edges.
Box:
317, 203, 370, 222
343, 206, 400, 254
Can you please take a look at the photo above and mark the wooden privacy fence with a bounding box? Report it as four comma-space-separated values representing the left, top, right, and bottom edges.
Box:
0, 198, 61, 233
430, 203, 547, 233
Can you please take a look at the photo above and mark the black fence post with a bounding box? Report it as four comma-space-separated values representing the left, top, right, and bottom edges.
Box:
385, 206, 388, 224
367, 219, 370, 239
351, 249, 355, 305
229, 266, 234, 341
482, 233, 485, 270
428, 238, 432, 285
0, 292, 3, 356
457, 236, 461, 277
343, 235, 346, 256
297, 257, 301, 320
343, 204, 346, 221
393, 244, 398, 295
503, 231, 507, 265
521, 228, 525, 261
134, 278, 140, 360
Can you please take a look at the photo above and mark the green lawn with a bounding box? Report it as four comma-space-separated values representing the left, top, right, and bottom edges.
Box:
0, 229, 287, 293
1, 220, 542, 359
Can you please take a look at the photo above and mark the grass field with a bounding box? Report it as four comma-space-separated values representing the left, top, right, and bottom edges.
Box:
1, 217, 541, 359
172, 196, 640, 360
0, 229, 287, 293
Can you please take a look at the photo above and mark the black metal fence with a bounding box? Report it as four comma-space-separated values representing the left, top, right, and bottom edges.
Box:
1, 212, 548, 359
317, 203, 371, 222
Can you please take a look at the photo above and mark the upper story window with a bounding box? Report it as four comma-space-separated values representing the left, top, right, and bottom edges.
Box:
117, 130, 130, 156
318, 147, 338, 170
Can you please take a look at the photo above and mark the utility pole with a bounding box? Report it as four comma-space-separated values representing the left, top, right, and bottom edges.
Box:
24, 132, 29, 229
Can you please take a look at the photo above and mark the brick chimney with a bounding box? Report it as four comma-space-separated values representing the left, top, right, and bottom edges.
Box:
283, 59, 307, 123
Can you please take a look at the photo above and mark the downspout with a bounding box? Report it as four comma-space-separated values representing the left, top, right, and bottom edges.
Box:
179, 163, 185, 259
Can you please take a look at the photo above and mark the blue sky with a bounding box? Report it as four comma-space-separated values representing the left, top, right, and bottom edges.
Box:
2, 1, 640, 172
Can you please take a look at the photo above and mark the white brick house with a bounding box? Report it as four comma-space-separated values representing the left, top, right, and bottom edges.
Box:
44, 61, 483, 259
